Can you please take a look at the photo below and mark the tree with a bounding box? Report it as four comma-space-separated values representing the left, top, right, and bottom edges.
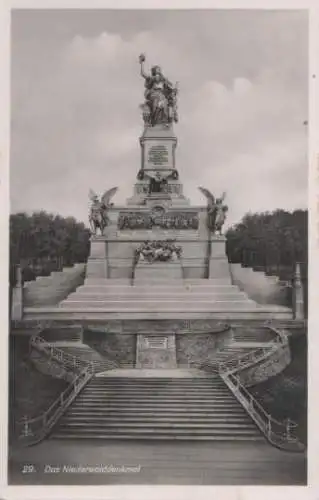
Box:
10, 211, 90, 283
226, 209, 308, 280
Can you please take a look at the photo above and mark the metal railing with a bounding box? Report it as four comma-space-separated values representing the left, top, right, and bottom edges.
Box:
218, 325, 288, 375
30, 334, 119, 372
16, 335, 96, 446
217, 326, 305, 452
221, 370, 304, 451
30, 335, 89, 371
16, 363, 94, 446
218, 343, 278, 374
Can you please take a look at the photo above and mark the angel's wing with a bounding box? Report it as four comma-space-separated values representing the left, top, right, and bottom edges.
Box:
89, 189, 98, 201
198, 187, 215, 204
101, 187, 118, 206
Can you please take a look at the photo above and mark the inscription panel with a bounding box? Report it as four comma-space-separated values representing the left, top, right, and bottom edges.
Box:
134, 183, 183, 195
145, 336, 168, 349
136, 334, 176, 368
144, 141, 173, 169
148, 145, 169, 166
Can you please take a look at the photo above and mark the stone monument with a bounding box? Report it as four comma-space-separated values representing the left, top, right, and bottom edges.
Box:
60, 55, 293, 330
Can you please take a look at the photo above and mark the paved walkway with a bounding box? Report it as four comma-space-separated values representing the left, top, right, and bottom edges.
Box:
9, 439, 306, 485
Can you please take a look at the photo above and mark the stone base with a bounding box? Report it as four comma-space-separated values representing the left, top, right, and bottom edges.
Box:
134, 261, 183, 281
86, 238, 108, 279
90, 238, 107, 258
209, 258, 231, 282
208, 237, 231, 281
136, 334, 177, 368
85, 260, 108, 279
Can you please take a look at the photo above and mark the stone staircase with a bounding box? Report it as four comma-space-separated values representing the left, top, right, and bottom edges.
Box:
59, 278, 266, 313
40, 327, 83, 343
198, 345, 254, 368
232, 326, 276, 343
54, 275, 293, 320
50, 375, 264, 441
23, 264, 86, 306
49, 345, 133, 373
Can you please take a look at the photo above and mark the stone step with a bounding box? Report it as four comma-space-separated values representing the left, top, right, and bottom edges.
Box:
83, 279, 232, 285
66, 409, 248, 417
71, 288, 246, 295
67, 293, 247, 301
59, 300, 259, 310
40, 328, 83, 343
58, 421, 257, 430
53, 427, 260, 437
64, 296, 250, 304
87, 380, 228, 386
82, 389, 232, 395
89, 380, 225, 386
71, 402, 243, 410
76, 285, 240, 293
89, 383, 227, 388
63, 417, 251, 426
134, 279, 232, 285
76, 395, 237, 402
51, 433, 264, 441
80, 381, 231, 389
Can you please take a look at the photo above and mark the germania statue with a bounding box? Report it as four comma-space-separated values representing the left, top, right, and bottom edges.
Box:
139, 53, 178, 127
88, 187, 118, 235
198, 187, 228, 235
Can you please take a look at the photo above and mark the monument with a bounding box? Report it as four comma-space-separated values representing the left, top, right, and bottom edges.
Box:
57, 54, 292, 332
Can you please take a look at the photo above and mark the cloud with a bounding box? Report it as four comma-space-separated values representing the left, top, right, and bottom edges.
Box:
10, 11, 308, 228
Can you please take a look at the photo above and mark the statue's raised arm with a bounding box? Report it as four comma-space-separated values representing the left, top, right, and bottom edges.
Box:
139, 54, 149, 80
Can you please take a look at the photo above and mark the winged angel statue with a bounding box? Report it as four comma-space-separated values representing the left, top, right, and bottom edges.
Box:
88, 187, 118, 235
198, 187, 228, 235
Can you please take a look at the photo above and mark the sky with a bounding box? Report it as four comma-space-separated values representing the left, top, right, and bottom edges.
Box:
10, 9, 308, 228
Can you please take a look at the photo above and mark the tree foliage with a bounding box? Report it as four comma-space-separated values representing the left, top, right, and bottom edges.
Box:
10, 211, 90, 284
226, 209, 308, 281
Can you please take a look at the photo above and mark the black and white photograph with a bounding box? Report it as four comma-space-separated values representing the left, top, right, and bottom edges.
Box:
7, 8, 308, 487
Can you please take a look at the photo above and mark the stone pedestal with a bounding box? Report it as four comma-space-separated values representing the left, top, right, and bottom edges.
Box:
134, 260, 183, 282
140, 124, 177, 172
85, 237, 108, 279
208, 237, 231, 283
126, 123, 191, 207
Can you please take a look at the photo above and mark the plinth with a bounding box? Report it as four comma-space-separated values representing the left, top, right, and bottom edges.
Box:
85, 237, 108, 279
